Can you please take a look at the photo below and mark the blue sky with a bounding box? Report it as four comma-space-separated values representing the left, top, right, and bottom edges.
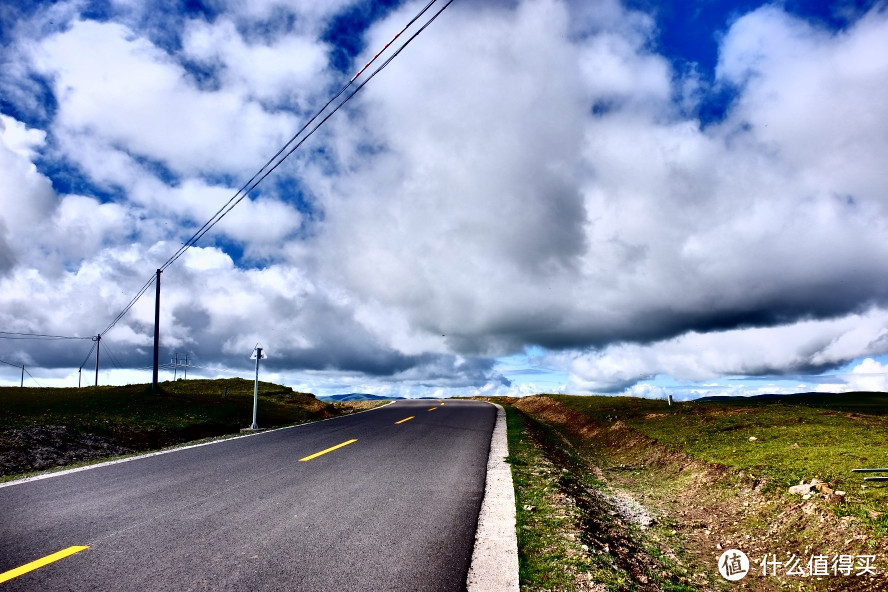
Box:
1, 0, 887, 398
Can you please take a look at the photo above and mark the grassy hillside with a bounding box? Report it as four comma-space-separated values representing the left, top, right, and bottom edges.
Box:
497, 392, 888, 591
0, 378, 336, 455
553, 391, 888, 500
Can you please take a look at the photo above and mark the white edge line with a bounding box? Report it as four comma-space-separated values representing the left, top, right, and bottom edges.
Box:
0, 401, 395, 490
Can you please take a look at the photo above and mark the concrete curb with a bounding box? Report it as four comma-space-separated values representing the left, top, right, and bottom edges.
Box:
467, 403, 519, 591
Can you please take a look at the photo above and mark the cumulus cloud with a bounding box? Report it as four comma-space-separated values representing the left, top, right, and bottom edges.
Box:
182, 17, 330, 107
0, 114, 56, 233
556, 309, 888, 393
315, 0, 888, 359
845, 358, 888, 392
27, 18, 301, 177
1, 0, 887, 396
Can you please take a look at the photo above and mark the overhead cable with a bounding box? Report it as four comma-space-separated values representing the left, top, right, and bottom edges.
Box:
159, 0, 448, 272
0, 331, 92, 340
79, 341, 98, 370
23, 366, 40, 387
101, 274, 158, 336
98, 0, 456, 338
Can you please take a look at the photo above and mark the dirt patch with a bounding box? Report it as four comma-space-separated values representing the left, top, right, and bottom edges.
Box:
515, 395, 601, 439
513, 403, 709, 590
0, 425, 133, 477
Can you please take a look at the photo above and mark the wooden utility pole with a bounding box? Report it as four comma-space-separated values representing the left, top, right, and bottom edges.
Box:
94, 334, 101, 386
153, 269, 161, 393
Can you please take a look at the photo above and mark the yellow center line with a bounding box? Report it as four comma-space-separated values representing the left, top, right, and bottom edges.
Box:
0, 546, 90, 584
299, 439, 358, 462
395, 416, 415, 424
428, 407, 437, 411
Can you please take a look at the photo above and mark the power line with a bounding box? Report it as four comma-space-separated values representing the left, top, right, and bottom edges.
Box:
100, 274, 158, 336
79, 341, 97, 370
158, 0, 448, 273
0, 331, 91, 340
98, 0, 456, 340
22, 366, 40, 388
101, 342, 126, 371
0, 358, 40, 387
181, 364, 245, 377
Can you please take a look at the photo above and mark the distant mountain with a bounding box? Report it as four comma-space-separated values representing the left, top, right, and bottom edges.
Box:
318, 393, 404, 402
695, 392, 824, 402
694, 391, 885, 403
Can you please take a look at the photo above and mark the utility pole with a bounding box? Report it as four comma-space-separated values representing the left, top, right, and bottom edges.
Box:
184, 353, 189, 380
153, 269, 161, 393
172, 353, 179, 380
94, 334, 101, 387
20, 365, 24, 388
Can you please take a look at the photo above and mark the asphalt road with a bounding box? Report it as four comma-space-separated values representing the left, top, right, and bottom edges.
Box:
0, 399, 497, 591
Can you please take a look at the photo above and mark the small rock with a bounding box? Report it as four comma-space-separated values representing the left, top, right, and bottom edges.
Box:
749, 436, 758, 442
522, 505, 536, 512
868, 511, 883, 520
793, 442, 800, 448
827, 492, 845, 503
789, 483, 814, 495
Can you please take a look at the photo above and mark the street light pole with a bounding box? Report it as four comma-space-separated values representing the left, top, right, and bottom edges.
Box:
250, 346, 263, 430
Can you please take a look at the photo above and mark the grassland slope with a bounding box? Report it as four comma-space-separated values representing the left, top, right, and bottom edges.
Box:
0, 378, 337, 479
506, 393, 888, 591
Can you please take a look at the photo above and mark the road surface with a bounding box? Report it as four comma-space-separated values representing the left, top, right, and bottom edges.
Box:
0, 399, 497, 591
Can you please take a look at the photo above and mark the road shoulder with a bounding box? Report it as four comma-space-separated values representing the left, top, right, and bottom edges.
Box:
467, 403, 519, 591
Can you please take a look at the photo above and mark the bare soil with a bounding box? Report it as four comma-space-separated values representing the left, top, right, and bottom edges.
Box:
0, 425, 133, 476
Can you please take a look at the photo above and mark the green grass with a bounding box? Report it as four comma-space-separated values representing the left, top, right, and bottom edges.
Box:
512, 393, 888, 590
551, 392, 888, 494
0, 378, 335, 449
506, 406, 596, 590
505, 405, 704, 591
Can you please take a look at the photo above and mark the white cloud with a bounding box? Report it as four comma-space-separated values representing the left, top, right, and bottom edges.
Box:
717, 6, 888, 210
0, 114, 56, 232
182, 17, 330, 107
556, 309, 888, 393
845, 358, 888, 392
28, 19, 300, 176
2, 1, 888, 397
310, 0, 888, 363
